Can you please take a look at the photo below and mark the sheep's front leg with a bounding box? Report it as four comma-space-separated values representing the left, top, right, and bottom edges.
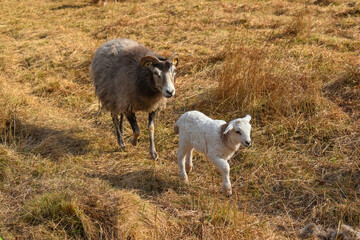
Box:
126, 113, 140, 146
185, 148, 194, 173
211, 157, 232, 196
177, 146, 189, 183
148, 111, 158, 160
111, 112, 125, 149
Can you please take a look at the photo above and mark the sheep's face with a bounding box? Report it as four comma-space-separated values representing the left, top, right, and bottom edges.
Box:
224, 115, 252, 147
141, 53, 179, 98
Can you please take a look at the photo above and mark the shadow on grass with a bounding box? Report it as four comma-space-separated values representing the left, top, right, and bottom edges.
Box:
1, 117, 89, 160
88, 169, 188, 197
50, 4, 90, 11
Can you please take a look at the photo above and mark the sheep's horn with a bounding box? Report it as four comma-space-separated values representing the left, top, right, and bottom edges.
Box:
141, 56, 161, 67
167, 52, 179, 66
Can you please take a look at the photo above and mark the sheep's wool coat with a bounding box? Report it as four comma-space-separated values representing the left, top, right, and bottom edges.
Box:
90, 39, 167, 114
175, 111, 240, 161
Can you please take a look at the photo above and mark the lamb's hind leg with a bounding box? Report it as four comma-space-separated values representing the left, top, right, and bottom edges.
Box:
177, 146, 189, 183
111, 112, 125, 149
126, 113, 140, 146
185, 148, 193, 173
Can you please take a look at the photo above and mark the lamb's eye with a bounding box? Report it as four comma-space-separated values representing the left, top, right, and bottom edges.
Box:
236, 131, 242, 135
154, 72, 161, 78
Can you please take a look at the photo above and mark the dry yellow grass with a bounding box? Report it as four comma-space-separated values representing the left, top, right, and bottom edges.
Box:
0, 0, 359, 239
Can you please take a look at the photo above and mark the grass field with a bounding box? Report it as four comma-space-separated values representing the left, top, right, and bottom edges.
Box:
0, 0, 359, 239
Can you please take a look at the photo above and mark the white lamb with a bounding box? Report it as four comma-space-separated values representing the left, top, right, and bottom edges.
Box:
174, 111, 252, 196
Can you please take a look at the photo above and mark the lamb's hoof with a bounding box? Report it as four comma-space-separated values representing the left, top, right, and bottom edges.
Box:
150, 150, 158, 160
222, 187, 232, 197
181, 175, 189, 184
185, 164, 193, 173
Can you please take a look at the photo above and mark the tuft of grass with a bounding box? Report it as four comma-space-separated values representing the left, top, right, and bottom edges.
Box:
216, 43, 323, 123
21, 192, 86, 238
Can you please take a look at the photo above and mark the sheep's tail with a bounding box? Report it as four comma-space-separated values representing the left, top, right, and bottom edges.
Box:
174, 120, 180, 134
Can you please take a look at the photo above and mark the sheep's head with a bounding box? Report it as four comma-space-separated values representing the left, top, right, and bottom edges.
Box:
223, 115, 252, 147
141, 53, 179, 98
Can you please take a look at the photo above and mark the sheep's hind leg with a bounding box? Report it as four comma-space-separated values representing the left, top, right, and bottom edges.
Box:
185, 148, 193, 173
148, 111, 158, 160
119, 114, 124, 134
177, 147, 189, 183
111, 113, 125, 149
126, 113, 140, 147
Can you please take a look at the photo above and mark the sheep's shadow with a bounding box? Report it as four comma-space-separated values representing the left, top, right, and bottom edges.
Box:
50, 4, 90, 11
1, 117, 89, 160
88, 169, 188, 197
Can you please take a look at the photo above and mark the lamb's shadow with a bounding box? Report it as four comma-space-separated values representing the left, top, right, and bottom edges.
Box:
2, 117, 89, 160
88, 169, 187, 197
50, 4, 90, 11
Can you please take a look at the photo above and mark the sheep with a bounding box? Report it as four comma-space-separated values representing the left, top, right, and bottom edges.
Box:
90, 38, 179, 160
174, 111, 252, 196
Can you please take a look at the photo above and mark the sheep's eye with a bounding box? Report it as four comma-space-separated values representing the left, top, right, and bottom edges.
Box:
236, 131, 242, 135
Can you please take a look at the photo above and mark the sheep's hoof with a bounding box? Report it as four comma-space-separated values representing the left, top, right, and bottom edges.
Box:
117, 140, 126, 149
150, 150, 158, 160
185, 164, 193, 173
130, 138, 138, 146
130, 133, 139, 146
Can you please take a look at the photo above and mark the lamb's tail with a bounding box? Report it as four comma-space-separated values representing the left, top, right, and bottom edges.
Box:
174, 120, 180, 134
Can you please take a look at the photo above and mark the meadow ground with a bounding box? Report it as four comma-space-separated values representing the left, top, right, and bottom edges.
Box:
0, 0, 359, 239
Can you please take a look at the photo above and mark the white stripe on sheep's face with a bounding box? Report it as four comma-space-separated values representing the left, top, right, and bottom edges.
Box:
141, 53, 179, 98
223, 115, 252, 147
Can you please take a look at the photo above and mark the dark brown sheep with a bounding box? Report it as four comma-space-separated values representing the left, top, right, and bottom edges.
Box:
90, 39, 179, 159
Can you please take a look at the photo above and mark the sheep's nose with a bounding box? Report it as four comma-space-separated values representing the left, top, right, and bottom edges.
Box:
245, 141, 251, 147
166, 90, 174, 97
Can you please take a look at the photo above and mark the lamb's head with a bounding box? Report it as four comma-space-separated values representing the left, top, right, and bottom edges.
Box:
141, 53, 179, 98
223, 115, 252, 147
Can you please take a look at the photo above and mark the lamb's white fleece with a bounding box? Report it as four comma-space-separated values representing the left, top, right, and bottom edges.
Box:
175, 111, 252, 196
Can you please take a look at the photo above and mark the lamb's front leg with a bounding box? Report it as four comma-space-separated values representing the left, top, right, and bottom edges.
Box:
148, 111, 158, 160
211, 157, 232, 196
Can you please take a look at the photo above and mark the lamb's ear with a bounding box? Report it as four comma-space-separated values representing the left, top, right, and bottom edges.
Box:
243, 115, 251, 122
223, 123, 233, 134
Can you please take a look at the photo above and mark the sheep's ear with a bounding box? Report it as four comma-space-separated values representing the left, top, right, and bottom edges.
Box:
243, 115, 251, 122
141, 56, 160, 68
168, 52, 179, 67
223, 123, 233, 134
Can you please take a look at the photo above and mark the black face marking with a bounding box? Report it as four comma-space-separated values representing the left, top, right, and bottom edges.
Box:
153, 61, 172, 72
